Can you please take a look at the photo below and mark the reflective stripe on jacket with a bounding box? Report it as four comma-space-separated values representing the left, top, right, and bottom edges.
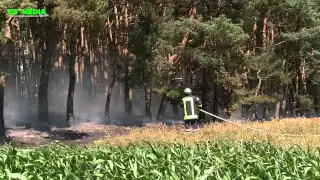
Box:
182, 95, 202, 120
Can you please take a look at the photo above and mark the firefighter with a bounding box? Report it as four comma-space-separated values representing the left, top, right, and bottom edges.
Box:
181, 88, 202, 133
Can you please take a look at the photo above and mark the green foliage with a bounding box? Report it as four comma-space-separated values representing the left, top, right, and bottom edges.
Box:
128, 6, 158, 88
0, 72, 7, 76
153, 14, 248, 97
166, 88, 182, 100
152, 87, 182, 100
53, 0, 108, 24
233, 88, 279, 109
280, 26, 320, 43
234, 88, 253, 99
152, 87, 169, 95
0, 142, 319, 179
298, 95, 313, 109
0, 28, 4, 44
194, 16, 248, 91
241, 95, 278, 105
231, 103, 239, 112
0, 34, 4, 44
1, 0, 320, 120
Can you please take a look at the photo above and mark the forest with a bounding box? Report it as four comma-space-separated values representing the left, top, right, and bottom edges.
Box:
0, 0, 320, 142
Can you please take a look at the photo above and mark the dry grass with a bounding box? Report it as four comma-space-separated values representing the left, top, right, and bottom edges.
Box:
94, 117, 320, 149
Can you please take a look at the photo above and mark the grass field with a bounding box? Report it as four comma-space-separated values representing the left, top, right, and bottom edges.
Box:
95, 117, 320, 149
2, 118, 320, 179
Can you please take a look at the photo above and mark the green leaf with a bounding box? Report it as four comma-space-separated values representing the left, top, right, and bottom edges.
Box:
199, 167, 215, 180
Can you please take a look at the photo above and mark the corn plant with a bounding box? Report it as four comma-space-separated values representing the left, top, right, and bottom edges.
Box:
0, 142, 319, 179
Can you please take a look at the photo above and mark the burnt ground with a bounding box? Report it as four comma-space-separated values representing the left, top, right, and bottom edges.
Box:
4, 122, 134, 147
3, 121, 184, 148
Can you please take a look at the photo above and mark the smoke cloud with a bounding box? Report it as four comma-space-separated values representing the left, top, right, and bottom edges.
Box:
3, 71, 183, 128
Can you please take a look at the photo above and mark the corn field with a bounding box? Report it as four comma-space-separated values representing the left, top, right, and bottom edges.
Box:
0, 142, 319, 179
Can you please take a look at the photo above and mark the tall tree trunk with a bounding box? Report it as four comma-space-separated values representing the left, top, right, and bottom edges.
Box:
29, 28, 38, 99
55, 23, 65, 97
16, 54, 21, 97
77, 24, 85, 86
66, 27, 78, 127
262, 105, 266, 120
281, 58, 287, 117
38, 39, 55, 127
252, 70, 262, 120
124, 66, 132, 114
0, 73, 6, 144
123, 2, 132, 115
289, 86, 294, 117
144, 85, 152, 121
156, 93, 167, 121
84, 29, 91, 100
255, 71, 262, 96
86, 41, 93, 99
294, 75, 300, 116
90, 57, 94, 99
275, 101, 280, 119
262, 15, 268, 49
105, 0, 120, 123
92, 53, 98, 99
9, 19, 20, 98
4, 18, 16, 98
201, 71, 208, 122
212, 85, 219, 121
171, 101, 179, 114
105, 47, 118, 124
105, 78, 116, 124
21, 49, 29, 98
2, 17, 12, 79
252, 22, 257, 54
32, 45, 40, 99
314, 97, 319, 116
57, 24, 66, 68
38, 10, 58, 128
16, 19, 30, 98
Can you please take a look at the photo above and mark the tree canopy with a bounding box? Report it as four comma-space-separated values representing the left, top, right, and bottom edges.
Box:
0, 0, 320, 126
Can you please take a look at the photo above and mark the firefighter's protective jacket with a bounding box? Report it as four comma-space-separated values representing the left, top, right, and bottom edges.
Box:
181, 95, 202, 120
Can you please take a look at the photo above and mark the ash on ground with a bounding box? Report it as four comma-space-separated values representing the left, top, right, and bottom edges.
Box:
5, 122, 132, 147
